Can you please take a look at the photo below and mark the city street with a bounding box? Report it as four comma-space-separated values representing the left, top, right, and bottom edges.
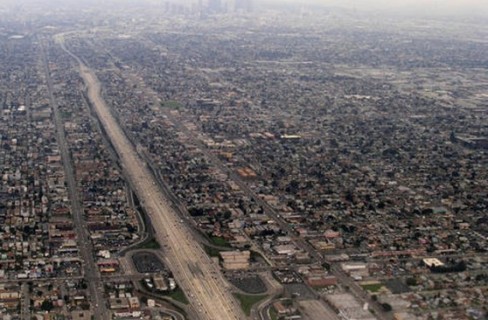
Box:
59, 37, 245, 320
41, 38, 108, 320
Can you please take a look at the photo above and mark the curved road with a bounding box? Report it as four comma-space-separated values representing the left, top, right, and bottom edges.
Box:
58, 37, 244, 320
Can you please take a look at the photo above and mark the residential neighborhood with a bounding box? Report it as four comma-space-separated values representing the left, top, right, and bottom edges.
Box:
0, 0, 487, 319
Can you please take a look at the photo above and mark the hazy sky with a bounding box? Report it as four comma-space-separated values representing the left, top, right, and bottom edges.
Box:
267, 0, 488, 16
273, 0, 487, 7
3, 0, 488, 18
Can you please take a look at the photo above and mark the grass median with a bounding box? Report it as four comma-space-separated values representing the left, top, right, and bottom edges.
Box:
233, 293, 268, 316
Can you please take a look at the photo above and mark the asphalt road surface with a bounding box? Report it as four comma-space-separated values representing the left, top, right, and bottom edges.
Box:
59, 38, 244, 320
41, 38, 108, 320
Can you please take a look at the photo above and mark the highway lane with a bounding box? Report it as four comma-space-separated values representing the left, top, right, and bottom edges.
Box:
58, 37, 244, 320
155, 106, 371, 320
99, 56, 347, 320
119, 65, 389, 320
153, 108, 393, 320
62, 32, 387, 320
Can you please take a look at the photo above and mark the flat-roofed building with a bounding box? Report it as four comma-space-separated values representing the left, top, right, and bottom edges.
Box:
422, 258, 444, 268
153, 275, 168, 292
220, 250, 250, 270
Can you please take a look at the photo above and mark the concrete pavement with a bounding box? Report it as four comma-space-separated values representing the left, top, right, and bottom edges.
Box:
40, 38, 108, 320
59, 37, 245, 320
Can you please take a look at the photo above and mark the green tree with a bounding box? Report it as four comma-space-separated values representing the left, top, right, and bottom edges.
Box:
406, 277, 417, 286
381, 303, 392, 312
41, 300, 54, 312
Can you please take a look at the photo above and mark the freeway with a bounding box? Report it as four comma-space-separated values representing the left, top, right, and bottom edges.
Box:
93, 48, 376, 320
58, 37, 245, 320
113, 58, 389, 320
40, 38, 108, 320
154, 105, 391, 319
